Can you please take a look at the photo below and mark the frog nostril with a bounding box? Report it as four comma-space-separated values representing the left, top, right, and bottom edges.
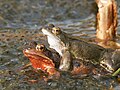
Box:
28, 48, 31, 50
24, 49, 29, 53
39, 27, 42, 31
48, 24, 55, 28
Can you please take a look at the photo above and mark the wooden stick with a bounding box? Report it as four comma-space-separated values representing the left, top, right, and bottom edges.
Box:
96, 0, 118, 41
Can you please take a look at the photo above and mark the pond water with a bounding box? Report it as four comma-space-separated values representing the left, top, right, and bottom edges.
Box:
0, 0, 120, 90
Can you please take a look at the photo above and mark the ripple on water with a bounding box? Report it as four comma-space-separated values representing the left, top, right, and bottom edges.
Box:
0, 0, 120, 90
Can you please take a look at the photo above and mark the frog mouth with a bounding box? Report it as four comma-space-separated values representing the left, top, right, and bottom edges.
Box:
42, 28, 64, 56
42, 28, 48, 35
23, 49, 55, 69
23, 49, 51, 60
100, 61, 114, 72
42, 28, 53, 37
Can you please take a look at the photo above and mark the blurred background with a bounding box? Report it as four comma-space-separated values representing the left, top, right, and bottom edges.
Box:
0, 0, 120, 90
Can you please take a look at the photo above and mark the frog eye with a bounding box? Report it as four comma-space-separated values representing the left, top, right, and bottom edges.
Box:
36, 44, 45, 51
40, 45, 45, 50
52, 27, 61, 35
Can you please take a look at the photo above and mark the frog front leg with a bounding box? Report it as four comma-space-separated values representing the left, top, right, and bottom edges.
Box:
59, 50, 72, 71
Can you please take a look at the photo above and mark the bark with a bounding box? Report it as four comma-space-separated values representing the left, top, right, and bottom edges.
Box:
96, 0, 117, 41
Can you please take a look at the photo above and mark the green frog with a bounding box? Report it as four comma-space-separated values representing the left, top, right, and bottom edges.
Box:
41, 24, 120, 72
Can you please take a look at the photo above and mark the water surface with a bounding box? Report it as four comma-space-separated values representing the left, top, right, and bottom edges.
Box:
0, 0, 120, 90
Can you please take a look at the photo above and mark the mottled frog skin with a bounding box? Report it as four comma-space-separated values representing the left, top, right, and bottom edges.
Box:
42, 24, 120, 72
23, 42, 99, 75
23, 42, 60, 76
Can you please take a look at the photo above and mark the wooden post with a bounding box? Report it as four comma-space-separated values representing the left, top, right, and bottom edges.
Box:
96, 0, 117, 41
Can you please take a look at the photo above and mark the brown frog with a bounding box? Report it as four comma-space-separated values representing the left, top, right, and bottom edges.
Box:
41, 24, 120, 72
23, 42, 98, 76
23, 43, 60, 77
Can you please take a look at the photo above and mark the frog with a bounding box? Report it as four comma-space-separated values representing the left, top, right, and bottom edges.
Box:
23, 42, 100, 76
23, 42, 60, 77
41, 24, 120, 72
